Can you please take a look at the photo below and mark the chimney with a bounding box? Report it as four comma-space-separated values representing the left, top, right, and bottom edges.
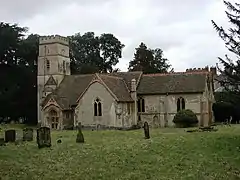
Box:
131, 79, 136, 92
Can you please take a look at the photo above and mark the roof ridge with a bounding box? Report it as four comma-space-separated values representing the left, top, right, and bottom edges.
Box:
71, 74, 94, 77
143, 71, 209, 77
99, 74, 124, 80
110, 71, 143, 74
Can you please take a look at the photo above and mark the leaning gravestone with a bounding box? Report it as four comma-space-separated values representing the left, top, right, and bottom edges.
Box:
23, 128, 33, 141
143, 122, 150, 139
76, 122, 84, 143
36, 127, 51, 148
5, 129, 16, 142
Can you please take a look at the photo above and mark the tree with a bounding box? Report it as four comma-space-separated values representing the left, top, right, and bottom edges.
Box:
69, 32, 101, 74
69, 32, 124, 74
0, 22, 38, 124
128, 42, 171, 74
0, 22, 27, 65
99, 33, 125, 73
211, 1, 240, 96
151, 48, 172, 73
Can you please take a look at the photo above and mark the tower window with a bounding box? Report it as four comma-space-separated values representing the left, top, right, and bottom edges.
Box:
94, 98, 102, 116
177, 97, 185, 112
46, 59, 50, 70
63, 61, 66, 73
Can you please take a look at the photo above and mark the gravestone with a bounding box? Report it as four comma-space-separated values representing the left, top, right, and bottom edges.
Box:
23, 128, 33, 141
76, 122, 84, 143
143, 122, 150, 139
36, 127, 51, 148
0, 138, 5, 146
5, 129, 16, 142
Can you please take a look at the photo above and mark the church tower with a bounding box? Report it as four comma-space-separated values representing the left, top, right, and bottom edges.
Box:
37, 35, 71, 124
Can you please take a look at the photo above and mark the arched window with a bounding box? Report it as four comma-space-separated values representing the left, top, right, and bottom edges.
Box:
48, 109, 59, 129
137, 97, 145, 112
177, 97, 185, 112
94, 98, 102, 116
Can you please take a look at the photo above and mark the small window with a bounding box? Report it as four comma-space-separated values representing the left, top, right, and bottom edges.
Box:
63, 61, 66, 73
46, 59, 50, 70
94, 98, 102, 116
177, 97, 185, 112
137, 98, 145, 112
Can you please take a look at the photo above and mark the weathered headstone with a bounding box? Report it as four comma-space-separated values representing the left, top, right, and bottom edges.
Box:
0, 138, 5, 146
76, 122, 84, 143
143, 122, 150, 139
5, 129, 16, 142
36, 127, 51, 148
23, 128, 33, 141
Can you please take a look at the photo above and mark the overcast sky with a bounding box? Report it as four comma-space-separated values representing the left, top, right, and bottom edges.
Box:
0, 0, 235, 72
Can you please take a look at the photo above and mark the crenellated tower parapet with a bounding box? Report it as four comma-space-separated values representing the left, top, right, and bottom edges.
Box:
39, 35, 69, 46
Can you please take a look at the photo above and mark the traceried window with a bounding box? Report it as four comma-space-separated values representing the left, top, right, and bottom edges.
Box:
48, 109, 59, 129
137, 97, 145, 112
94, 98, 102, 116
177, 97, 185, 112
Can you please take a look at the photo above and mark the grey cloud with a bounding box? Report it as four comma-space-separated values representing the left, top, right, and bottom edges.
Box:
0, 0, 231, 71
0, 0, 111, 22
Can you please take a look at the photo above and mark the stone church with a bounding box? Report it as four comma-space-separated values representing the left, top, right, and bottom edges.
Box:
38, 35, 215, 130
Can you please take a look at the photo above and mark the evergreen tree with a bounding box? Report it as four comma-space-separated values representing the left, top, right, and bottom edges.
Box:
211, 1, 240, 95
128, 42, 171, 74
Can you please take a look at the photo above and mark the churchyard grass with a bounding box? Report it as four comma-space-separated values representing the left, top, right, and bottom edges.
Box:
0, 125, 240, 180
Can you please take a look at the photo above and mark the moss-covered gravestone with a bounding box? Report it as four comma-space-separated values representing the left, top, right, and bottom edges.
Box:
143, 122, 150, 139
23, 128, 33, 141
36, 127, 51, 148
5, 129, 16, 142
76, 122, 84, 143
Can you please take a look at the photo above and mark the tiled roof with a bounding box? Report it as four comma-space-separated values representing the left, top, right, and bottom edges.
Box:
42, 74, 94, 109
108, 71, 142, 91
42, 71, 208, 109
98, 74, 133, 102
137, 72, 207, 95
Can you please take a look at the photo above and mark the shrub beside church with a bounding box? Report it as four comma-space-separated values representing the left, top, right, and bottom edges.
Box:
173, 109, 198, 128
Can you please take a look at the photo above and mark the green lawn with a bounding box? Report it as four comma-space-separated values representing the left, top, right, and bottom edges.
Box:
0, 125, 240, 180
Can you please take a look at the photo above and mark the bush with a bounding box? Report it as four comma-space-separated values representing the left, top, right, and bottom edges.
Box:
173, 109, 198, 128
